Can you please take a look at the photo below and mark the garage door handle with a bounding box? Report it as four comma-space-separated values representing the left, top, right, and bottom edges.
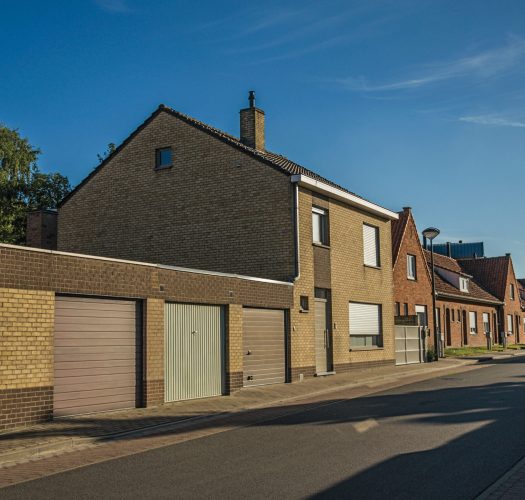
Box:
191, 330, 198, 335
246, 350, 252, 355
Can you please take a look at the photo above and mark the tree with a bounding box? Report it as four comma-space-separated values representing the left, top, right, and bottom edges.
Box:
97, 142, 116, 164
0, 124, 71, 244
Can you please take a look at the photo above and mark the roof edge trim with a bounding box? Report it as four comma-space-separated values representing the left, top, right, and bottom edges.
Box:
291, 174, 399, 220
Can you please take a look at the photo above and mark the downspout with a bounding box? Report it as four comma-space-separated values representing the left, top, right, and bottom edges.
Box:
292, 182, 300, 281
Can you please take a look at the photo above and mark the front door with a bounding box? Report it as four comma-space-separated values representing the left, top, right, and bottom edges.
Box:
462, 310, 468, 346
315, 298, 331, 374
445, 309, 452, 346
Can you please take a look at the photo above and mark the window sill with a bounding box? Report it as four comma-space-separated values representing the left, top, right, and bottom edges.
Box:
154, 164, 173, 171
312, 242, 330, 250
407, 277, 417, 281
364, 264, 382, 270
349, 347, 384, 351
469, 332, 478, 335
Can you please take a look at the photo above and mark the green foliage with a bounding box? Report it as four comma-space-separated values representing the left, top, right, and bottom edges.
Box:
97, 142, 116, 164
0, 124, 71, 244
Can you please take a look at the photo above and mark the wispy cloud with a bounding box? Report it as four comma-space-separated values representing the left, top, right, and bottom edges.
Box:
94, 0, 131, 13
336, 36, 525, 92
459, 115, 525, 128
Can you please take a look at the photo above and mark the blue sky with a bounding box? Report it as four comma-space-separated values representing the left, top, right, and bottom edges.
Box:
1, 0, 524, 275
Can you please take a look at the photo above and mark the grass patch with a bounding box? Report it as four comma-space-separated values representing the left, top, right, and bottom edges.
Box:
445, 345, 525, 357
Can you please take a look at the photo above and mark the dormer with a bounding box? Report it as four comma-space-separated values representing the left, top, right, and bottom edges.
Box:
435, 267, 471, 293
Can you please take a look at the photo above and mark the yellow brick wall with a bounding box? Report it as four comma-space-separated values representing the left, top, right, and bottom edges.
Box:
226, 304, 243, 391
290, 188, 395, 378
0, 288, 54, 391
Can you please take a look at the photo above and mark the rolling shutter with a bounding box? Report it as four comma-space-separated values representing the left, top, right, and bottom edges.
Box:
54, 296, 138, 417
363, 224, 379, 267
349, 302, 381, 337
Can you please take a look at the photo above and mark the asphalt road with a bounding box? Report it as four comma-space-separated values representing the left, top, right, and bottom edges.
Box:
4, 357, 525, 500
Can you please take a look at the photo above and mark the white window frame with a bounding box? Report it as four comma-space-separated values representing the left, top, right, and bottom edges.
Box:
407, 254, 416, 280
483, 313, 490, 334
363, 224, 380, 267
312, 207, 328, 245
507, 314, 514, 335
459, 277, 469, 292
349, 302, 383, 349
469, 311, 477, 334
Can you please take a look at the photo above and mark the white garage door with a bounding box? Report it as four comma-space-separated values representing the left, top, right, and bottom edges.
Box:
54, 296, 138, 417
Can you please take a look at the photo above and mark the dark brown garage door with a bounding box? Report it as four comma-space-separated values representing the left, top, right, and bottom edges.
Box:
243, 308, 286, 387
54, 296, 139, 417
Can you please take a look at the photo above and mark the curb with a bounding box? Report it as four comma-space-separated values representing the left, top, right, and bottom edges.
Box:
476, 454, 525, 499
0, 359, 478, 468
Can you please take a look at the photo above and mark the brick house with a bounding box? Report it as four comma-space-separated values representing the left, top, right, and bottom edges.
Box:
57, 93, 400, 380
424, 251, 502, 348
391, 207, 434, 337
458, 255, 524, 344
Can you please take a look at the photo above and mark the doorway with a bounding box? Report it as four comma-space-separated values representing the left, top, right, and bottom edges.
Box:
462, 310, 468, 346
445, 308, 452, 346
314, 288, 333, 375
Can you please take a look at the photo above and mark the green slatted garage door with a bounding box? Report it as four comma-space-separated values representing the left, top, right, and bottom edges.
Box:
164, 303, 225, 402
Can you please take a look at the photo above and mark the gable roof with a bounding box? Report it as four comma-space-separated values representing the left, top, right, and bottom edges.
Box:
458, 256, 511, 300
391, 208, 410, 265
424, 250, 501, 304
59, 105, 396, 219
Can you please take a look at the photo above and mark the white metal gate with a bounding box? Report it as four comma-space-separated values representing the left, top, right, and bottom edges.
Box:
395, 325, 423, 365
165, 303, 224, 402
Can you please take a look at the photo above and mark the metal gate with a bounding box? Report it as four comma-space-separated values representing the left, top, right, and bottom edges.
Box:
164, 303, 224, 402
395, 325, 423, 365
243, 308, 286, 387
54, 296, 138, 417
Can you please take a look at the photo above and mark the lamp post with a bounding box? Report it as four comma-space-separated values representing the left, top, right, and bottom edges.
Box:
423, 227, 440, 361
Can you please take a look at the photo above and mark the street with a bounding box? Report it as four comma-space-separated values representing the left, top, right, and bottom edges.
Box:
3, 357, 525, 499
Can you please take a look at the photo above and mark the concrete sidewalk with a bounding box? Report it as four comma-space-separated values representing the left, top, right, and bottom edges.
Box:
0, 356, 500, 468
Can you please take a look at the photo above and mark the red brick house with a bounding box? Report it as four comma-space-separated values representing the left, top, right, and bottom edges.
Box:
56, 93, 400, 385
458, 255, 524, 344
425, 251, 502, 348
391, 207, 434, 336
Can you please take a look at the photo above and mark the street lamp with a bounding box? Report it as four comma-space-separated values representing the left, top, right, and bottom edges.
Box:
423, 227, 440, 361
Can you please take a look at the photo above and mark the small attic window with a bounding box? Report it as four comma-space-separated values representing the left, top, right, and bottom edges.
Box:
459, 277, 469, 292
156, 147, 172, 169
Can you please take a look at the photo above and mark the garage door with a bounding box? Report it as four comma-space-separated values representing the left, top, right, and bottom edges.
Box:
54, 296, 138, 417
243, 308, 286, 387
165, 303, 224, 402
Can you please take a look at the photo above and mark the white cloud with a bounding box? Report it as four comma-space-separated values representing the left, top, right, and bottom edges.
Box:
459, 115, 525, 128
337, 36, 525, 92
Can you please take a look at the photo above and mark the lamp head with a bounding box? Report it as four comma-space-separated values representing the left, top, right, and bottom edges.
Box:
422, 227, 440, 241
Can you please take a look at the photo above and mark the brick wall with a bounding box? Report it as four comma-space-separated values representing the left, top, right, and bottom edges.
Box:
289, 187, 396, 380
0, 244, 293, 430
392, 208, 434, 345
0, 288, 54, 431
58, 110, 295, 282
437, 299, 498, 348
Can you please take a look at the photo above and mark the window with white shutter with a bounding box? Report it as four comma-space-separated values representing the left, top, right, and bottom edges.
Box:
483, 313, 490, 334
469, 311, 477, 334
507, 314, 514, 334
349, 302, 383, 348
363, 224, 380, 267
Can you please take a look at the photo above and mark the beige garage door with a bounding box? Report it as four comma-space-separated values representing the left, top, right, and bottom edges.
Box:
54, 296, 138, 417
243, 308, 286, 387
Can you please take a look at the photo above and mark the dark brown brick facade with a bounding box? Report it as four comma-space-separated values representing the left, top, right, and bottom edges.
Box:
58, 110, 295, 282
0, 387, 53, 431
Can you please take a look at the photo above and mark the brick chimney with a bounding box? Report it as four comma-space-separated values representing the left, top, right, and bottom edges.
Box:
240, 90, 265, 151
26, 209, 58, 250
